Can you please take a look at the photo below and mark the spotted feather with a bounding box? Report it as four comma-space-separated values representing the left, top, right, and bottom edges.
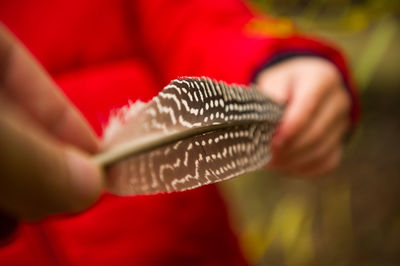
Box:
94, 77, 284, 195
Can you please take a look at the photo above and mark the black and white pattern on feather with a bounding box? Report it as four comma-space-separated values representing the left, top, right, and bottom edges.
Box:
98, 77, 284, 195
150, 77, 281, 129
106, 123, 274, 195
102, 77, 283, 151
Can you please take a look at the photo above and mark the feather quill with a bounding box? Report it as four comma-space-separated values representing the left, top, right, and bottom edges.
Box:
94, 77, 284, 195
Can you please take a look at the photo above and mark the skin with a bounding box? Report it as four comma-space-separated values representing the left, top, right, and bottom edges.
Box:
256, 57, 351, 177
0, 23, 351, 220
0, 24, 103, 221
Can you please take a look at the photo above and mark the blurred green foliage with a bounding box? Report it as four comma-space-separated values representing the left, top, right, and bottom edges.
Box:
250, 0, 399, 91
252, 0, 400, 26
221, 1, 400, 265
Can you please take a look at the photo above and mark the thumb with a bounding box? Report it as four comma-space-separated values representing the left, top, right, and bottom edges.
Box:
255, 66, 294, 159
0, 102, 103, 221
255, 67, 293, 104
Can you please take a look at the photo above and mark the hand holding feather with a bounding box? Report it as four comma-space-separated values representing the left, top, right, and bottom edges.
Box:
94, 77, 284, 196
256, 57, 352, 176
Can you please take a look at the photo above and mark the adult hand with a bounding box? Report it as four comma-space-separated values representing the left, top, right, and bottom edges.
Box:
256, 57, 351, 176
0, 24, 103, 221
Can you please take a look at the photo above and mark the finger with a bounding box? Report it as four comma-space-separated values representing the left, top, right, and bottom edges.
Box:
0, 24, 98, 153
296, 147, 343, 177
278, 119, 348, 171
256, 65, 293, 104
277, 87, 350, 160
273, 73, 333, 149
272, 56, 344, 149
0, 100, 103, 221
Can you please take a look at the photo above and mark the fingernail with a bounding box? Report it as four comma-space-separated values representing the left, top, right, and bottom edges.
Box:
66, 150, 103, 210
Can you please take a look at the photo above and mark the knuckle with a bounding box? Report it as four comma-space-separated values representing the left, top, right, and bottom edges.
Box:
321, 61, 341, 80
308, 60, 339, 83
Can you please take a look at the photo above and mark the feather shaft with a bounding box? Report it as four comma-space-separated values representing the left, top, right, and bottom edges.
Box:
94, 122, 265, 166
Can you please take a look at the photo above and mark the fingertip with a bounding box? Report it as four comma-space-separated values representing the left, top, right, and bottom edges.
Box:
272, 120, 293, 150
277, 103, 306, 147
65, 149, 104, 212
267, 89, 289, 105
258, 81, 290, 105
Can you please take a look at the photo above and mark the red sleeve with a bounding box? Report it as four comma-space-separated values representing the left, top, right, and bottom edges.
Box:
129, 0, 360, 125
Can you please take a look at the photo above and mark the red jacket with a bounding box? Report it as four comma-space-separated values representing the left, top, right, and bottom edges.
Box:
0, 0, 359, 265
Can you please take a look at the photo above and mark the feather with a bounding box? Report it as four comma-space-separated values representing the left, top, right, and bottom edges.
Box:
94, 77, 284, 195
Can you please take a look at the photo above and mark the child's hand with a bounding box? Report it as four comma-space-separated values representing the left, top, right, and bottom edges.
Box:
256, 57, 351, 176
0, 24, 103, 220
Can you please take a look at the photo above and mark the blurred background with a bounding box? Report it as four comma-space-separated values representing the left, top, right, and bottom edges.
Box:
220, 0, 400, 265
